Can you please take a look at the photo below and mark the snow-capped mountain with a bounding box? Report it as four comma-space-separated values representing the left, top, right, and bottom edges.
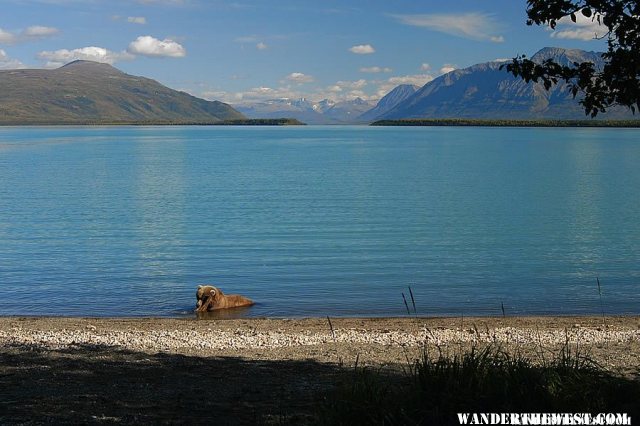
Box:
234, 97, 374, 124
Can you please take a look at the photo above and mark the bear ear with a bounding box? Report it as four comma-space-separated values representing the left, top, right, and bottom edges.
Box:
197, 285, 203, 289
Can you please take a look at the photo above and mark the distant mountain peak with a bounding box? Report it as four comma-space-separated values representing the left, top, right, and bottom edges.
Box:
530, 46, 604, 67
58, 60, 123, 75
62, 59, 95, 66
0, 61, 244, 124
61, 60, 116, 68
376, 47, 629, 121
348, 97, 368, 105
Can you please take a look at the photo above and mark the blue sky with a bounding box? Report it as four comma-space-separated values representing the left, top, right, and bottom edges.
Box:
1, 0, 609, 105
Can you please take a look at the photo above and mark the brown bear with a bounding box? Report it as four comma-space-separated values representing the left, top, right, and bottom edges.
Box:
195, 285, 255, 312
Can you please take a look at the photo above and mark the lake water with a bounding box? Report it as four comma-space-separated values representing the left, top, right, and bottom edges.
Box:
0, 126, 638, 317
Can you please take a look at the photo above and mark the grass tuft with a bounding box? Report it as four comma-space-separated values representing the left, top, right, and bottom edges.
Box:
597, 276, 606, 324
316, 342, 640, 425
408, 286, 417, 315
402, 293, 411, 315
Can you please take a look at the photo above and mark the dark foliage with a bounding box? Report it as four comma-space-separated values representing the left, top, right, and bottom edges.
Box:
503, 1, 640, 117
213, 118, 306, 125
370, 118, 640, 127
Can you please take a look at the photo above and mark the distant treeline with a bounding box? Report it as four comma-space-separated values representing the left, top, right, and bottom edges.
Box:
213, 118, 305, 126
370, 118, 640, 127
0, 118, 306, 126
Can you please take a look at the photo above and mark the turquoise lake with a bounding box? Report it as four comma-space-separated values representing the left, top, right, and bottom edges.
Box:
0, 126, 638, 317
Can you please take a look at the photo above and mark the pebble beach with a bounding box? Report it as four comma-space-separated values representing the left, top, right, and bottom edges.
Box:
2, 316, 639, 368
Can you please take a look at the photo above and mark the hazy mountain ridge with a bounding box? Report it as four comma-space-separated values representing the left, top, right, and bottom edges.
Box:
378, 47, 633, 121
235, 97, 375, 124
323, 97, 374, 123
358, 84, 420, 122
0, 60, 244, 124
235, 98, 322, 124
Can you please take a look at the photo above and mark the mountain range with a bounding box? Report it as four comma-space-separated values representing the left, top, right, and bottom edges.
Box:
236, 47, 634, 123
234, 97, 375, 124
233, 84, 419, 124
373, 47, 633, 121
0, 60, 244, 124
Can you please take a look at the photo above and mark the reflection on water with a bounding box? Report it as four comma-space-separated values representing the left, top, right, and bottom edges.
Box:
132, 134, 189, 285
0, 126, 639, 317
195, 305, 257, 320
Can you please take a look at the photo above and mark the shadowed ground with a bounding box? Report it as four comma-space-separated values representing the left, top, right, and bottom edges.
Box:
0, 344, 341, 425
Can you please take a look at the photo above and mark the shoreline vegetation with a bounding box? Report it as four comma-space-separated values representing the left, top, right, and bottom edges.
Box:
5, 118, 640, 127
1, 316, 639, 424
0, 118, 306, 126
370, 118, 640, 127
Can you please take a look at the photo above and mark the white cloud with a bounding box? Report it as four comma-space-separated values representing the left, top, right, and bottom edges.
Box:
37, 46, 134, 68
208, 85, 304, 103
256, 42, 268, 50
388, 74, 433, 86
440, 64, 457, 74
342, 90, 373, 100
246, 86, 278, 96
127, 17, 147, 25
320, 80, 370, 100
127, 35, 186, 57
0, 25, 59, 45
201, 90, 241, 103
0, 29, 15, 44
360, 66, 392, 73
392, 13, 505, 43
420, 63, 431, 71
286, 72, 314, 83
550, 13, 608, 40
349, 44, 375, 54
23, 26, 59, 38
333, 79, 367, 90
0, 49, 26, 69
253, 87, 300, 101
205, 79, 375, 105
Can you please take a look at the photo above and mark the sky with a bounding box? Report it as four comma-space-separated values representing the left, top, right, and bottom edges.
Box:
0, 0, 609, 105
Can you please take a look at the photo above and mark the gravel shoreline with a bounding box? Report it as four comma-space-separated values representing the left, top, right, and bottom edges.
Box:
2, 316, 639, 369
3, 316, 640, 348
